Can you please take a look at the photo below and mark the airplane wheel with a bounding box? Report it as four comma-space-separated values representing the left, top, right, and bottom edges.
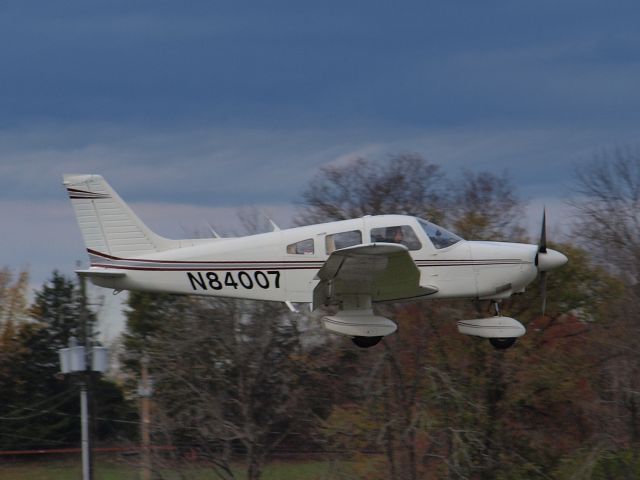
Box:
489, 337, 516, 350
352, 336, 382, 348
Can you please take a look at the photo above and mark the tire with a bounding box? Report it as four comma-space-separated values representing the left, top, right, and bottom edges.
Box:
489, 337, 517, 350
352, 336, 383, 348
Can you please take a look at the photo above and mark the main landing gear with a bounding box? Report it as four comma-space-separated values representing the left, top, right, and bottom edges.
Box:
488, 300, 517, 350
352, 336, 383, 348
489, 337, 517, 350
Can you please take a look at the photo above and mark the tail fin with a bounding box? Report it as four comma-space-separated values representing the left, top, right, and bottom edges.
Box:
63, 174, 176, 258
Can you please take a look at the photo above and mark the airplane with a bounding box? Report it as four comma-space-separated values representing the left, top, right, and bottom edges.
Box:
63, 174, 568, 349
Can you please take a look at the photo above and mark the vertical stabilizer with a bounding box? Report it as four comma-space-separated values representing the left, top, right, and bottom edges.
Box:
63, 174, 176, 258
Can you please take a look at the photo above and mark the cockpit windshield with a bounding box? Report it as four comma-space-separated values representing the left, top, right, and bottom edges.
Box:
417, 218, 463, 249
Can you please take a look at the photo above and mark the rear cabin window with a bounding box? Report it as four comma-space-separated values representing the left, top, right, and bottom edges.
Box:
325, 230, 362, 254
370, 225, 422, 251
286, 238, 315, 255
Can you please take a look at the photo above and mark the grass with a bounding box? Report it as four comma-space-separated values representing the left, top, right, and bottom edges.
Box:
0, 457, 348, 480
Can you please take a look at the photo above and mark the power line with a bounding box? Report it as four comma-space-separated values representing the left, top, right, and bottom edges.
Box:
9, 406, 142, 426
0, 431, 73, 447
0, 389, 77, 421
0, 387, 77, 418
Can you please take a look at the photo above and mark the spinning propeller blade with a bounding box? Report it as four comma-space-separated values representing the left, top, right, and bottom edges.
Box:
540, 271, 547, 317
537, 209, 548, 316
538, 208, 547, 254
534, 208, 567, 317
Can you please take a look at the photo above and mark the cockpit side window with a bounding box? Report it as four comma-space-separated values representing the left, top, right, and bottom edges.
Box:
286, 238, 314, 255
418, 219, 462, 249
325, 230, 362, 254
370, 225, 422, 251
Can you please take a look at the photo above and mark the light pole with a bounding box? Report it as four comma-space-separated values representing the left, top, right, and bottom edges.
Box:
58, 337, 109, 480
138, 354, 153, 480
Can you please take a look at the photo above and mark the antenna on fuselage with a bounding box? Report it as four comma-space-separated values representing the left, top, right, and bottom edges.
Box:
264, 215, 281, 232
206, 222, 222, 238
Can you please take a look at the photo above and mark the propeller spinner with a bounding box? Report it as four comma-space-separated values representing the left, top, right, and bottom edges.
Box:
534, 209, 568, 315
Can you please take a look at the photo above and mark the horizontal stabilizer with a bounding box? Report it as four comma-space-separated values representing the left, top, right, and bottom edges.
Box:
76, 269, 126, 278
322, 310, 397, 338
76, 268, 126, 290
457, 316, 526, 339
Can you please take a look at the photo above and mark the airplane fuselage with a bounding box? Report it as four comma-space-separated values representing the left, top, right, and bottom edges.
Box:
86, 215, 542, 304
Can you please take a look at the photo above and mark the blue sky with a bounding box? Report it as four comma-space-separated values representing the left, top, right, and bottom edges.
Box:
1, 0, 640, 302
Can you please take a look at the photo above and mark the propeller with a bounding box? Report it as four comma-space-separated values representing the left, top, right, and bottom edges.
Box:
538, 209, 547, 255
534, 209, 568, 316
540, 269, 548, 317
536, 209, 548, 316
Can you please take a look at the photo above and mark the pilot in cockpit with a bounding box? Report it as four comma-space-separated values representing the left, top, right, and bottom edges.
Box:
385, 226, 405, 245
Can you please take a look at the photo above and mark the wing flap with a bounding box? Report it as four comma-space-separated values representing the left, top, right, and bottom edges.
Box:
313, 242, 437, 307
315, 243, 397, 281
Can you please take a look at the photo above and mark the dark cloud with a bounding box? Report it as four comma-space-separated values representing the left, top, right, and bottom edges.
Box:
2, 1, 639, 129
1, 1, 640, 289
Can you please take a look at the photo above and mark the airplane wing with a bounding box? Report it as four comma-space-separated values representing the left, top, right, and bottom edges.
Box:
313, 242, 437, 309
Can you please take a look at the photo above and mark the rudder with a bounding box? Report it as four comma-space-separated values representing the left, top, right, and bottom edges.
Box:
63, 174, 175, 258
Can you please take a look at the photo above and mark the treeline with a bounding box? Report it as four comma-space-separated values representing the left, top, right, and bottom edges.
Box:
1, 152, 639, 479
0, 271, 135, 451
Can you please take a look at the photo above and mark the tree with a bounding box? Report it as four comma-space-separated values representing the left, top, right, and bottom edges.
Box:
123, 293, 334, 480
295, 154, 634, 479
569, 147, 640, 476
448, 169, 527, 242
298, 157, 512, 477
0, 268, 30, 384
297, 153, 447, 225
0, 267, 30, 326
120, 208, 345, 480
0, 271, 133, 450
571, 146, 640, 277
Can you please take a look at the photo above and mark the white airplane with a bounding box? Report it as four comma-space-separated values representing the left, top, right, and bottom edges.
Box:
63, 174, 567, 349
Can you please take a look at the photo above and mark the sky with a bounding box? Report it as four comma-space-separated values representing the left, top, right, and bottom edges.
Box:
1, 1, 639, 339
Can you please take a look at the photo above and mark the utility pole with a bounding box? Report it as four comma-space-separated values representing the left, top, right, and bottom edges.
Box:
58, 272, 109, 480
80, 376, 91, 480
139, 354, 153, 480
78, 272, 93, 480
59, 337, 107, 480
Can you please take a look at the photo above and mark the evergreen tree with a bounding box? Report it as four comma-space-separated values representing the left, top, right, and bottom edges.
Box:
0, 271, 134, 450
